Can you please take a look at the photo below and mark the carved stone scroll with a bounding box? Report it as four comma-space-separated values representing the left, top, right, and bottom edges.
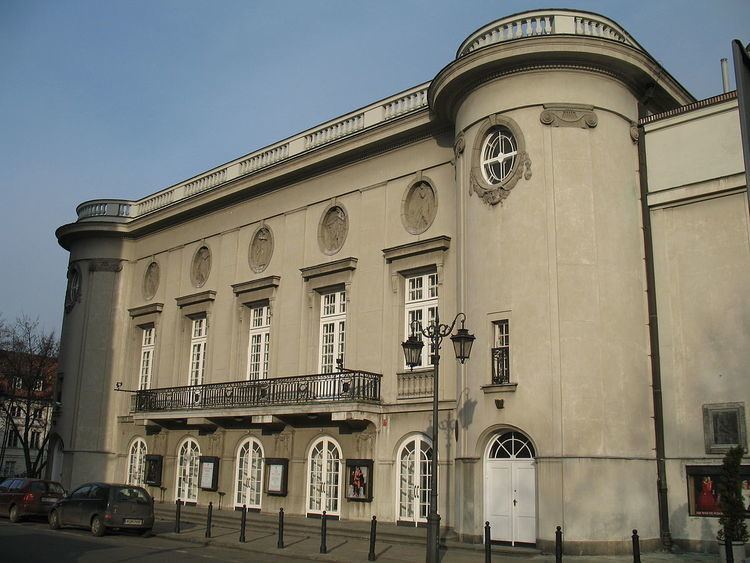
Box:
539, 104, 598, 129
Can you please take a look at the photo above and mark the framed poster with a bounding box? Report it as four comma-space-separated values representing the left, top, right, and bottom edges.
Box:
199, 456, 220, 491
144, 454, 163, 487
686, 464, 750, 517
345, 459, 373, 502
265, 458, 288, 496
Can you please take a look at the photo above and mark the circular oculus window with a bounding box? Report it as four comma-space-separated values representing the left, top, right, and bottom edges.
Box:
480, 126, 517, 185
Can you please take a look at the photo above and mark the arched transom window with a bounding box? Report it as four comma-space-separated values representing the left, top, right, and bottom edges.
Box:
127, 438, 147, 486
488, 431, 535, 459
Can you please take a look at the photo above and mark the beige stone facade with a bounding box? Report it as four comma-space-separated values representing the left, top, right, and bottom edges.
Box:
53, 10, 749, 554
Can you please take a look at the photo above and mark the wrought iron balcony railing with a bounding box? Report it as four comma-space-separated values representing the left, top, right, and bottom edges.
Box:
131, 370, 381, 413
491, 347, 510, 385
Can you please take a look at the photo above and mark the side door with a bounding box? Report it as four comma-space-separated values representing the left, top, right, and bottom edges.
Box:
83, 485, 110, 526
485, 460, 513, 541
61, 485, 91, 526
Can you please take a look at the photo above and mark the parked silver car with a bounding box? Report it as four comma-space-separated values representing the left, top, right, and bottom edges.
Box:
48, 482, 154, 536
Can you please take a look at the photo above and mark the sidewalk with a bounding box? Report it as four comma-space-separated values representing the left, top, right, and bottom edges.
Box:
152, 504, 718, 563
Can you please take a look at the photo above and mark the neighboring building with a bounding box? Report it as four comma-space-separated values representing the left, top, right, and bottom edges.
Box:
0, 355, 58, 479
53, 10, 749, 554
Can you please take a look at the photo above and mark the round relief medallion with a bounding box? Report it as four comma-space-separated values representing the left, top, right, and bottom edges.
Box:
64, 264, 81, 313
142, 261, 160, 300
191, 246, 211, 288
402, 178, 437, 235
318, 205, 348, 255
249, 226, 274, 273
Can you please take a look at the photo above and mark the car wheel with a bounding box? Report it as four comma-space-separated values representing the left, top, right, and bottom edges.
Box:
9, 505, 21, 523
91, 515, 106, 537
49, 510, 61, 530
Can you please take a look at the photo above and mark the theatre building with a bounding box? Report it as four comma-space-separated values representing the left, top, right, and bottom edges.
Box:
53, 9, 750, 554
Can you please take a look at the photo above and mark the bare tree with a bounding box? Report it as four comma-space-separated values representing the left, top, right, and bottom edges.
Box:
0, 315, 59, 478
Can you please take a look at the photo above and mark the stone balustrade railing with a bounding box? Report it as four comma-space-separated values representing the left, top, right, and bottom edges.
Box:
76, 83, 430, 223
457, 9, 638, 57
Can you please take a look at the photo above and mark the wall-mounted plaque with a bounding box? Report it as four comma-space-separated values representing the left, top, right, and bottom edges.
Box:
345, 459, 373, 502
199, 456, 220, 491
265, 458, 289, 496
144, 454, 163, 487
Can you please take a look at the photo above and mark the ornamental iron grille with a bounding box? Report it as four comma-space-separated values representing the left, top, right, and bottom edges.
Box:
491, 319, 510, 384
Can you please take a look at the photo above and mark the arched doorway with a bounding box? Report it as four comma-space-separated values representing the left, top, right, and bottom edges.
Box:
176, 438, 200, 504
396, 434, 432, 526
484, 431, 536, 545
235, 437, 264, 510
127, 438, 147, 486
306, 436, 342, 516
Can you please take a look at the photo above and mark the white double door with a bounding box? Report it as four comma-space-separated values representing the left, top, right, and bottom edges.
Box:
398, 436, 432, 525
484, 459, 536, 544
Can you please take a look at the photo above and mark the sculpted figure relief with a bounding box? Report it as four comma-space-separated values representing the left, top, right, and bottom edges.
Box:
64, 265, 81, 313
191, 246, 211, 288
319, 205, 348, 254
403, 180, 437, 235
249, 226, 273, 273
143, 261, 160, 300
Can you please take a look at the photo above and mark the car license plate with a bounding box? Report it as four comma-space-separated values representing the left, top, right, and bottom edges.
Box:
124, 518, 143, 525
41, 497, 56, 503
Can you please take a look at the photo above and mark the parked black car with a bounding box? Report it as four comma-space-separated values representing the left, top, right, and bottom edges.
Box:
48, 482, 154, 536
0, 478, 66, 522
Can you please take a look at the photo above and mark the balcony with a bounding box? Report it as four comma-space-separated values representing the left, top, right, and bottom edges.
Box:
397, 369, 434, 400
131, 370, 381, 414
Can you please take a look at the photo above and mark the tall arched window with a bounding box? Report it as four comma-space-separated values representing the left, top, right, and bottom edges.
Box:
306, 436, 342, 515
176, 438, 200, 504
127, 438, 147, 486
235, 437, 264, 509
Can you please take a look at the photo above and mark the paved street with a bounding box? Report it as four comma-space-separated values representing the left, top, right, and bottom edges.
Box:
0, 515, 726, 563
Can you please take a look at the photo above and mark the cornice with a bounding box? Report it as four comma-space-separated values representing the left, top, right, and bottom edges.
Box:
175, 290, 216, 308
300, 257, 358, 281
231, 275, 281, 296
128, 303, 164, 318
382, 236, 451, 263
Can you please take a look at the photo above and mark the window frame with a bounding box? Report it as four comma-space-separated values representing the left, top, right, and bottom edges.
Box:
189, 317, 208, 386
319, 289, 347, 373
702, 403, 747, 454
404, 271, 439, 370
491, 319, 511, 384
246, 303, 271, 380
138, 326, 156, 390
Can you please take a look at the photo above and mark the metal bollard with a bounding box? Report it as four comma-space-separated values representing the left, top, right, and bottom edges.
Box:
368, 516, 377, 561
320, 510, 328, 554
484, 521, 491, 563
555, 526, 563, 563
277, 508, 285, 549
239, 504, 247, 543
725, 534, 735, 563
205, 501, 213, 538
631, 529, 641, 563
175, 499, 182, 534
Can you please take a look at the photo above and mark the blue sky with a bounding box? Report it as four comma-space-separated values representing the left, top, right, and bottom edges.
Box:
1, 0, 748, 335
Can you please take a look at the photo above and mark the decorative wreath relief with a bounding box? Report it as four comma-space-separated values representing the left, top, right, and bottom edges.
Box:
469, 114, 531, 206
318, 204, 348, 255
401, 174, 437, 235
190, 245, 211, 288
249, 225, 274, 273
142, 261, 160, 300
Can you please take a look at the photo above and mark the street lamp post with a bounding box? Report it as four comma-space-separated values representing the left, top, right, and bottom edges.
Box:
402, 311, 474, 563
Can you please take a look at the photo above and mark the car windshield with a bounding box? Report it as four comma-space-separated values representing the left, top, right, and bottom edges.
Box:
113, 486, 150, 504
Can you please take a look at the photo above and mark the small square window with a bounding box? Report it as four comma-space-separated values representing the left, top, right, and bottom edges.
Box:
703, 403, 747, 454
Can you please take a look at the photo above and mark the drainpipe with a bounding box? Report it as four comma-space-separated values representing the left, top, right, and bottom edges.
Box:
636, 105, 672, 550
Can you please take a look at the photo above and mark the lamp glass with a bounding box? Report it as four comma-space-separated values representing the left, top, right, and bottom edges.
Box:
450, 327, 475, 363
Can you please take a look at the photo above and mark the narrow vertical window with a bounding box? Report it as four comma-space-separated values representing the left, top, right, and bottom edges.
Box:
247, 304, 271, 380
189, 317, 207, 386
404, 273, 438, 368
138, 326, 155, 390
319, 290, 346, 373
492, 320, 510, 384
127, 439, 147, 486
